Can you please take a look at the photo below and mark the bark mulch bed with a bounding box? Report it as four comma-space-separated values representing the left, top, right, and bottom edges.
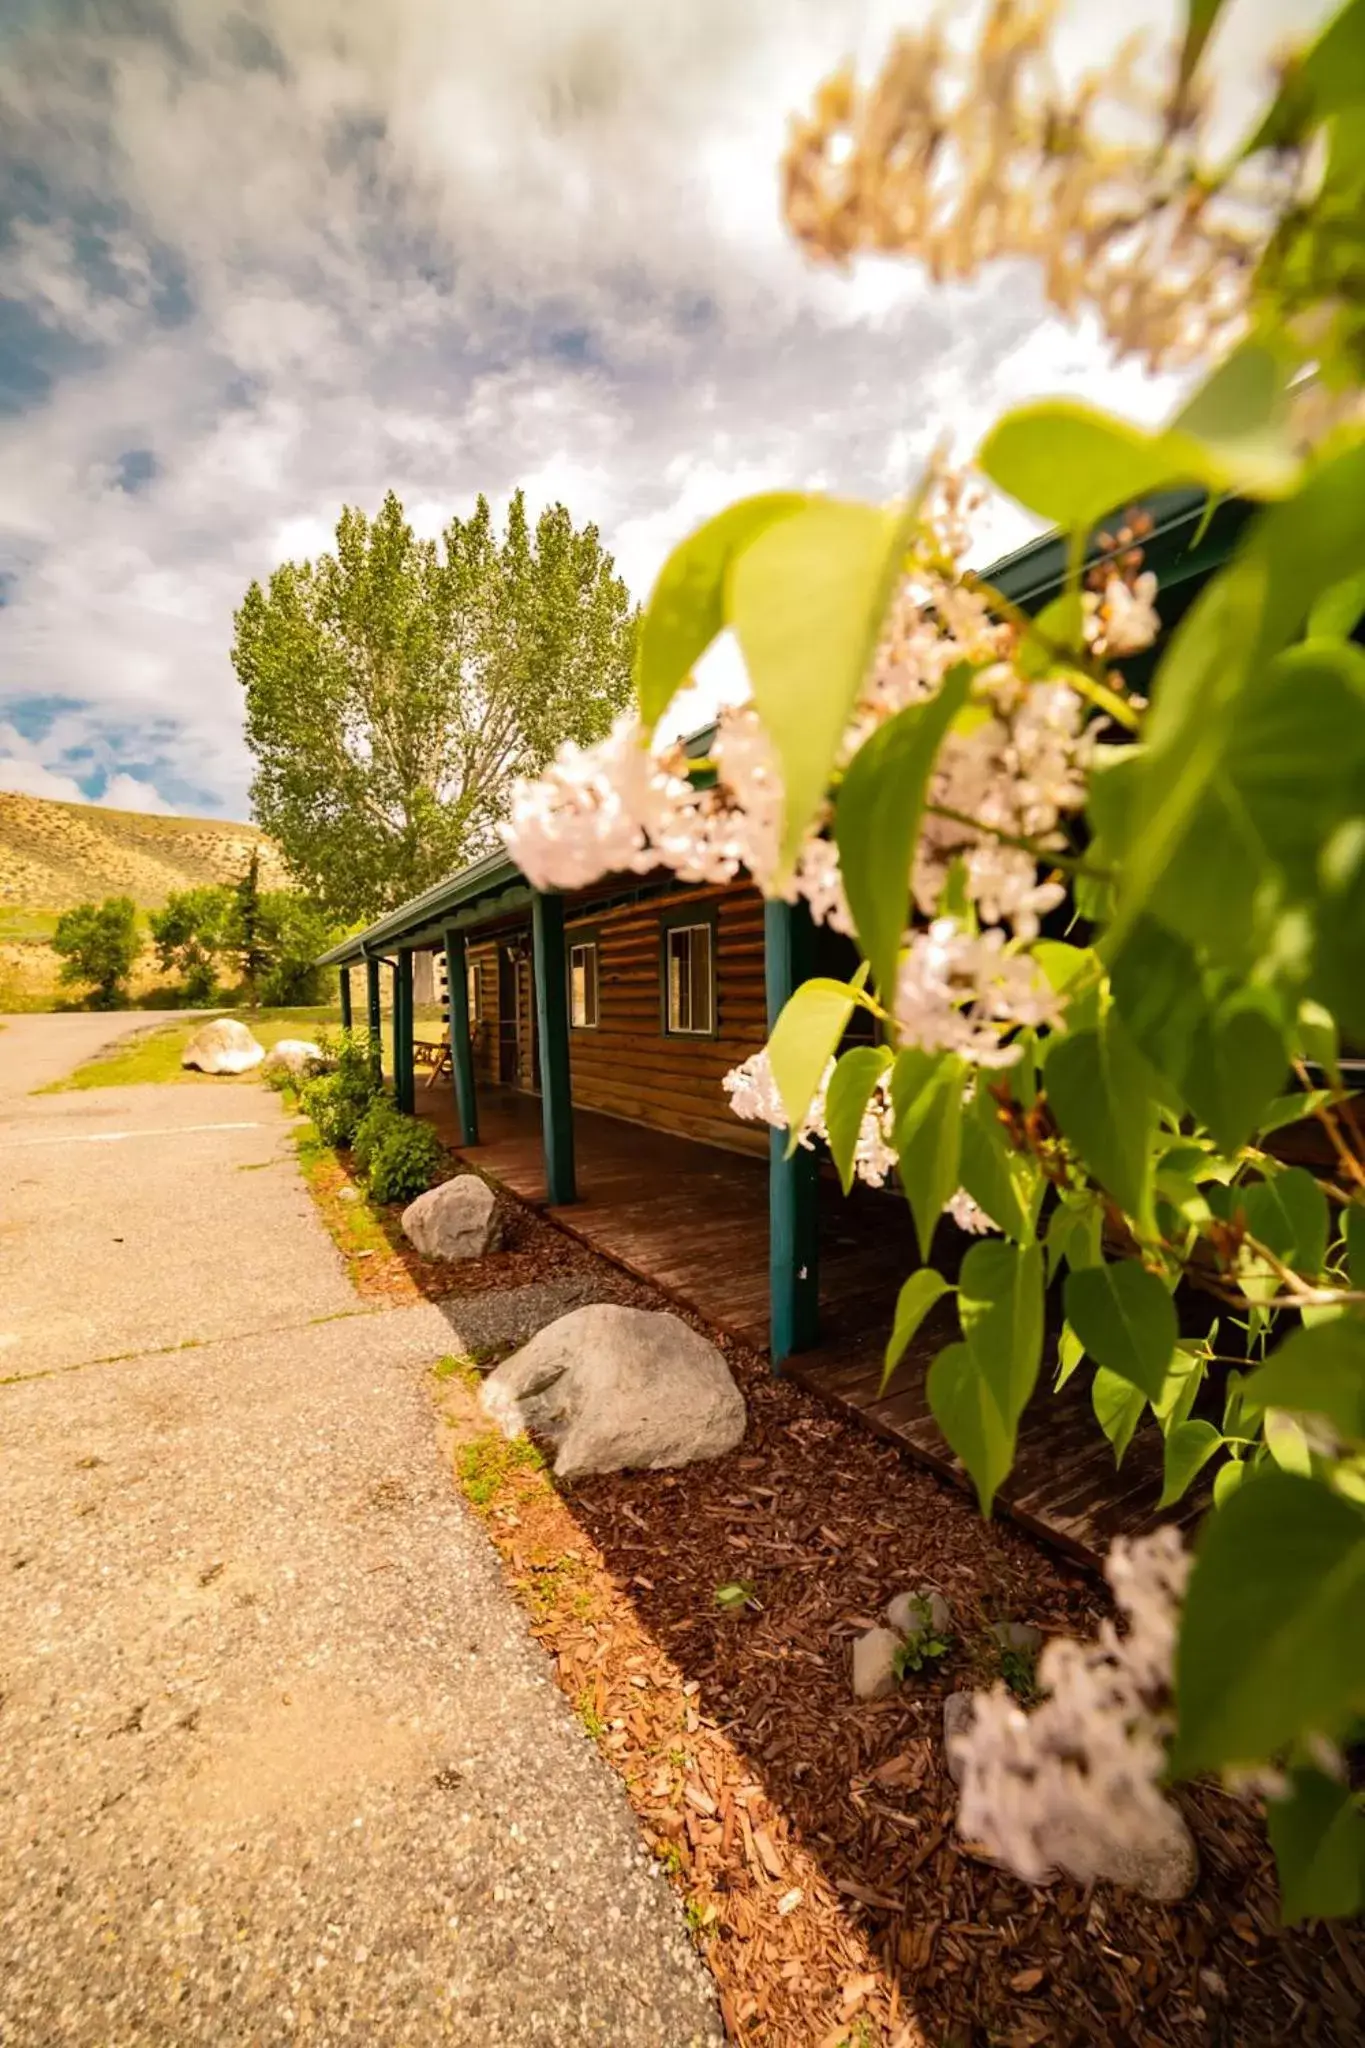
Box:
296, 1129, 1365, 2045
294, 1131, 613, 1307
432, 1343, 1365, 2048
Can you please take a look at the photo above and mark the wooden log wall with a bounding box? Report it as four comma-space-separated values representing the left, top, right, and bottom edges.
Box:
468, 942, 501, 1084
463, 878, 867, 1156
563, 880, 768, 1156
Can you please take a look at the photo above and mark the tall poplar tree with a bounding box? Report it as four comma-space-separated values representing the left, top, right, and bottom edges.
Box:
233, 490, 637, 921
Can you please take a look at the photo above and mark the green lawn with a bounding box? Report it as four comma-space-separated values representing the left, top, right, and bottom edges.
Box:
46, 1007, 348, 1090
0, 908, 60, 943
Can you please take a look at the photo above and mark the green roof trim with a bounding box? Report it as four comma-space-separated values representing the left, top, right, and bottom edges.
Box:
319, 488, 1247, 967
317, 848, 523, 966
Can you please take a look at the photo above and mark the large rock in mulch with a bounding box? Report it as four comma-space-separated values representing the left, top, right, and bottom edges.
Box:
260, 1038, 326, 1079
852, 1626, 903, 1701
402, 1175, 503, 1262
479, 1304, 746, 1481
181, 1017, 264, 1075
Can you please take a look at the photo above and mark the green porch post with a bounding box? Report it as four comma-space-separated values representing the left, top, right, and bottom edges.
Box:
365, 955, 383, 1079
338, 966, 353, 1032
393, 950, 415, 1114
765, 897, 820, 1367
531, 891, 576, 1205
443, 928, 479, 1146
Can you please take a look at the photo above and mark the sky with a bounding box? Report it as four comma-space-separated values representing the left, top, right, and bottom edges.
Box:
0, 0, 1326, 820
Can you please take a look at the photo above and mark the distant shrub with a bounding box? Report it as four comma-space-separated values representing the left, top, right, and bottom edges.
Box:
148, 886, 232, 1006
352, 1097, 401, 1175
366, 1117, 444, 1205
51, 896, 140, 1008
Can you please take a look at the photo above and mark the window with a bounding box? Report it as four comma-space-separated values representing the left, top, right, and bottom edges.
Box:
665, 923, 713, 1035
466, 958, 479, 1024
569, 941, 599, 1028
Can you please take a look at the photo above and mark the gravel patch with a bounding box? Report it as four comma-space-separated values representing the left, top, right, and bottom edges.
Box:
433, 1276, 606, 1357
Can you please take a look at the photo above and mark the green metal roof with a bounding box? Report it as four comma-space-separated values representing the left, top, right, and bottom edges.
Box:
317, 847, 523, 966
320, 488, 1246, 967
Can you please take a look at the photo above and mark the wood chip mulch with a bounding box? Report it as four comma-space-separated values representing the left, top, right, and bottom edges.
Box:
298, 1140, 610, 1307
299, 1135, 1365, 2045
431, 1333, 1365, 2048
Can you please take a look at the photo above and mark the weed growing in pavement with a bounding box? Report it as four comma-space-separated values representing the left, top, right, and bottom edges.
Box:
517, 1554, 582, 1623
432, 1353, 482, 1390
574, 1688, 607, 1741
683, 1895, 717, 1940
454, 1430, 544, 1508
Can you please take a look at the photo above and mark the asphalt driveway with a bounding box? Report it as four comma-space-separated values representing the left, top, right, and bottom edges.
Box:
0, 1015, 720, 2046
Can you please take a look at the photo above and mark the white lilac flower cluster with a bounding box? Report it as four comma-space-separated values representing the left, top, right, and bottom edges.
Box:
781, 2, 1312, 377
721, 1045, 997, 1234
502, 484, 1132, 1083
951, 1527, 1192, 1887
722, 1047, 898, 1185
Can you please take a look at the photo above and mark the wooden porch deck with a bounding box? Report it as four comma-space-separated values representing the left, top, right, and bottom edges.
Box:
416, 1080, 1200, 1572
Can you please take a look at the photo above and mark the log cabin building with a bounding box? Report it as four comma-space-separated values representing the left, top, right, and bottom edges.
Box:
318, 491, 1254, 1569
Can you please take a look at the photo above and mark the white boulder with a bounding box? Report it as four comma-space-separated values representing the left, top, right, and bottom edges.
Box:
402, 1176, 502, 1262
480, 1304, 746, 1480
852, 1626, 902, 1701
181, 1017, 264, 1075
260, 1038, 326, 1079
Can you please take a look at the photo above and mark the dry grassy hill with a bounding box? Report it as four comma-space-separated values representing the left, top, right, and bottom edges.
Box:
0, 790, 290, 911
0, 791, 293, 1009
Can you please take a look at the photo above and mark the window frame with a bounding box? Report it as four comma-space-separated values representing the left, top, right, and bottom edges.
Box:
660, 910, 717, 1038
567, 936, 601, 1031
465, 956, 480, 1026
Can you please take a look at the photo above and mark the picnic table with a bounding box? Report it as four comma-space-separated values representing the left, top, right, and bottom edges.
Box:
413, 1036, 452, 1087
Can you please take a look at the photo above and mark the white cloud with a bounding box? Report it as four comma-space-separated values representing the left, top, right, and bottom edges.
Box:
0, 752, 87, 804
0, 0, 1337, 819
0, 724, 175, 812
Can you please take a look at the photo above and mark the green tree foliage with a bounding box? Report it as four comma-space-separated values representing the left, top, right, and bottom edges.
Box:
51, 897, 140, 1009
232, 850, 270, 1005
250, 894, 337, 1007
148, 886, 233, 1005
145, 866, 336, 1009
233, 490, 638, 921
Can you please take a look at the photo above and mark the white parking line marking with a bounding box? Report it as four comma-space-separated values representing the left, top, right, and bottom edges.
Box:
6, 1122, 266, 1147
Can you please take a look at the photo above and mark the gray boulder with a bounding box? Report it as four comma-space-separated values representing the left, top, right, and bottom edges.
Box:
260, 1038, 326, 1079
887, 1587, 951, 1640
480, 1304, 745, 1480
402, 1175, 502, 1262
852, 1626, 902, 1701
181, 1017, 264, 1075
